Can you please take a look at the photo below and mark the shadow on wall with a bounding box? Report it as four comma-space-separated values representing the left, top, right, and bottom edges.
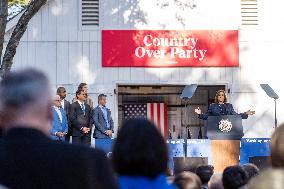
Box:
102, 0, 198, 29
76, 0, 249, 85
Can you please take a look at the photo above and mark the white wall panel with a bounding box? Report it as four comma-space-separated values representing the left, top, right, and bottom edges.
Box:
68, 42, 82, 84
8, 0, 284, 137
56, 42, 69, 84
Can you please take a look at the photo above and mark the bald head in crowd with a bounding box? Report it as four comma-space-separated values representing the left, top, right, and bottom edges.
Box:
208, 174, 224, 189
0, 69, 52, 135
270, 123, 284, 167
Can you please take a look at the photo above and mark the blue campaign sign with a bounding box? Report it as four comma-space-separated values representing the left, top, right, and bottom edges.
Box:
167, 139, 186, 157
95, 139, 186, 160
240, 138, 271, 165
186, 139, 212, 165
95, 139, 115, 156
167, 139, 185, 174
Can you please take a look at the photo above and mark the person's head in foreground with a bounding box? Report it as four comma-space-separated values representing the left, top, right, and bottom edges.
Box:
241, 163, 259, 181
0, 69, 117, 189
222, 165, 248, 189
174, 171, 202, 189
112, 118, 176, 189
247, 169, 284, 189
195, 165, 214, 187
270, 123, 284, 167
0, 69, 52, 135
208, 174, 224, 189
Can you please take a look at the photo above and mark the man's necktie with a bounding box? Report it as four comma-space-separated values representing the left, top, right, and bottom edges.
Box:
81, 103, 85, 115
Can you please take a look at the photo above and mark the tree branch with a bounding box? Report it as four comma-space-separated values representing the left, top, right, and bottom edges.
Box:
0, 0, 8, 66
0, 0, 47, 77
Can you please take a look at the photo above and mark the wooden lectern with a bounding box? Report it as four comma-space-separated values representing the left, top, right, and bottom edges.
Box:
206, 115, 243, 173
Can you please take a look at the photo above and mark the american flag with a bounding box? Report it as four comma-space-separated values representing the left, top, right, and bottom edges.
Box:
123, 103, 168, 138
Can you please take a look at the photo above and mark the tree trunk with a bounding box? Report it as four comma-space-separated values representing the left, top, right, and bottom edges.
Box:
0, 0, 8, 66
0, 0, 47, 77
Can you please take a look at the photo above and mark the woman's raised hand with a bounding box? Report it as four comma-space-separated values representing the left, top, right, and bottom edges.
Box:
194, 107, 202, 115
245, 110, 255, 115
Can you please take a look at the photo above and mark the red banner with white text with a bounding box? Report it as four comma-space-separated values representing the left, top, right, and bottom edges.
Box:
102, 30, 239, 67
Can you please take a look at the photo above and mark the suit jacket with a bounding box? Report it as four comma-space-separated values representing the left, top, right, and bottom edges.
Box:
93, 105, 114, 139
198, 103, 248, 120
0, 127, 117, 189
51, 107, 68, 141
62, 99, 72, 135
63, 99, 71, 115
70, 101, 92, 137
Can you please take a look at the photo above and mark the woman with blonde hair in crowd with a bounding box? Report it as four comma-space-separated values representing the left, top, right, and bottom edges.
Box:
173, 171, 202, 189
270, 123, 284, 167
248, 169, 284, 189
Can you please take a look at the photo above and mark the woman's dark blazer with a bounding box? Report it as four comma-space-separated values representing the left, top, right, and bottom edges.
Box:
198, 103, 248, 120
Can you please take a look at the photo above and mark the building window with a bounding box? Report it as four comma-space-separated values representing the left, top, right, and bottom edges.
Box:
241, 0, 258, 26
80, 0, 99, 30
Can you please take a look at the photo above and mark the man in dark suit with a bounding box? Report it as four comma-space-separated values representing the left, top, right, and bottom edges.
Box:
57, 87, 71, 142
93, 94, 114, 139
70, 89, 92, 145
0, 69, 117, 189
72, 83, 94, 109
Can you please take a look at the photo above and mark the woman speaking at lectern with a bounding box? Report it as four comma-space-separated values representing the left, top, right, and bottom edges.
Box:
194, 90, 255, 120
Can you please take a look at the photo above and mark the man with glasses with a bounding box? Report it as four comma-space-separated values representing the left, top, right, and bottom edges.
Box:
51, 95, 68, 141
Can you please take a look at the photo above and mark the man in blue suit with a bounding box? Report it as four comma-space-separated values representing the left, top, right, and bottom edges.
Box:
93, 94, 114, 139
51, 95, 68, 141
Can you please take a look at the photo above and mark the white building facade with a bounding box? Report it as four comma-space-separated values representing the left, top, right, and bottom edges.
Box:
4, 0, 284, 138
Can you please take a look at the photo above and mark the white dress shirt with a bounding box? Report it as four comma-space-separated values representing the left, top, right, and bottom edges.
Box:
60, 100, 65, 110
53, 106, 62, 123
